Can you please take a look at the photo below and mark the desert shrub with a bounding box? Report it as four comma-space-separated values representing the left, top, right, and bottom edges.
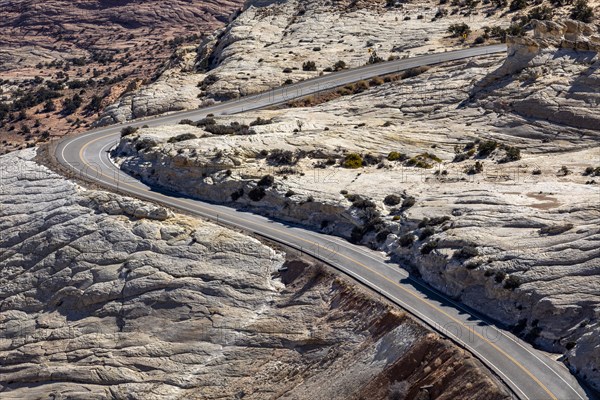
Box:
285, 190, 296, 197
351, 197, 377, 210
398, 234, 415, 247
421, 240, 438, 254
267, 149, 296, 165
401, 66, 430, 79
363, 153, 382, 166
388, 151, 407, 161
231, 188, 244, 201
419, 216, 450, 227
283, 67, 293, 73
504, 275, 521, 290
474, 36, 486, 44
196, 117, 216, 127
478, 140, 498, 157
204, 122, 255, 136
384, 194, 402, 206
539, 223, 574, 236
465, 161, 484, 175
343, 153, 364, 169
257, 175, 275, 187
448, 23, 471, 37
376, 229, 392, 243
248, 186, 266, 201
120, 126, 139, 137
333, 60, 347, 71
532, 168, 542, 175
402, 196, 416, 209
168, 133, 196, 143
179, 119, 195, 126
510, 0, 528, 11
557, 165, 570, 176
571, 0, 594, 22
302, 61, 317, 71
500, 145, 521, 163
494, 271, 506, 283
419, 227, 435, 241
85, 95, 103, 113
367, 51, 384, 64
61, 94, 82, 115
528, 5, 554, 20
249, 117, 273, 126
454, 245, 479, 259
583, 166, 600, 176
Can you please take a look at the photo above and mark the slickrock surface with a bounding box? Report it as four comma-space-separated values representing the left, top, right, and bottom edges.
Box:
0, 149, 511, 399
113, 19, 600, 391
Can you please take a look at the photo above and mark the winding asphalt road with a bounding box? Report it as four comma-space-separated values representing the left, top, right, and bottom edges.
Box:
55, 45, 593, 400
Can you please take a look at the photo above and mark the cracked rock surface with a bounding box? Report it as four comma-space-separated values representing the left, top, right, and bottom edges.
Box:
0, 149, 511, 399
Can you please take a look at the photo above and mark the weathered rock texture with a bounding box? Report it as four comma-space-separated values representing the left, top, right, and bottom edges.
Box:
98, 0, 515, 125
113, 19, 600, 391
0, 148, 511, 399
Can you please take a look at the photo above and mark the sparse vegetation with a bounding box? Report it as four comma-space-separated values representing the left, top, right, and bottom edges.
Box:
342, 153, 364, 169
477, 140, 498, 157
302, 61, 317, 71
168, 133, 197, 143
120, 126, 139, 137
384, 194, 402, 206
447, 23, 471, 38
248, 186, 266, 201
257, 175, 275, 188
571, 0, 594, 22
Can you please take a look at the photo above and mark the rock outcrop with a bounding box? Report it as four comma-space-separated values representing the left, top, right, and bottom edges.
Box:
113, 38, 600, 390
0, 148, 512, 399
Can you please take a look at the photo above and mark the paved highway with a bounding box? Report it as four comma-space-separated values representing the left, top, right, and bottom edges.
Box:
55, 45, 592, 400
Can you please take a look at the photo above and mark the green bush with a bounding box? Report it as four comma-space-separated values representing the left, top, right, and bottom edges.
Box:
447, 23, 472, 38
500, 145, 521, 163
388, 151, 407, 162
477, 140, 498, 157
343, 153, 364, 169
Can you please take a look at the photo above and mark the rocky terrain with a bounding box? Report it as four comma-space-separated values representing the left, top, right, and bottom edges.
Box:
0, 0, 243, 153
98, 0, 600, 125
0, 148, 512, 399
112, 15, 600, 392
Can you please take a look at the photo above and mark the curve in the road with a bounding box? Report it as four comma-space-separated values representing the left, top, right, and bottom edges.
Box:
54, 45, 593, 400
